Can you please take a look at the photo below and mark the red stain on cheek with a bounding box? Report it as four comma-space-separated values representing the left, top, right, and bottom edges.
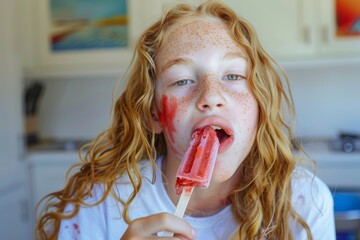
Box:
157, 95, 178, 142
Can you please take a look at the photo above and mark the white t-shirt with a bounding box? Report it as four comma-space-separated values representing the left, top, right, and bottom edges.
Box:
58, 156, 336, 240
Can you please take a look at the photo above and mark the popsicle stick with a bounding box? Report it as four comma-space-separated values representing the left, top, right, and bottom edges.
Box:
160, 186, 194, 237
174, 186, 194, 217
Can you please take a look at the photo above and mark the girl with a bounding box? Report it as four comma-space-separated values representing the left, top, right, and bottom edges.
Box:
36, 1, 335, 239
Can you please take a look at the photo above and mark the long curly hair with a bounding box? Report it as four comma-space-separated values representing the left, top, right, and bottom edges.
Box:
35, 1, 312, 239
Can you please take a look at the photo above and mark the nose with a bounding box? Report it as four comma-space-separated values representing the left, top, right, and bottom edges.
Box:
196, 79, 226, 111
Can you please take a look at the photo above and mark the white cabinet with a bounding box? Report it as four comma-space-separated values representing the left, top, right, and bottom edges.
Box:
0, 0, 24, 174
152, 0, 360, 66
219, 0, 360, 61
28, 152, 79, 229
223, 0, 316, 59
0, 180, 29, 240
155, 0, 316, 60
0, 0, 30, 239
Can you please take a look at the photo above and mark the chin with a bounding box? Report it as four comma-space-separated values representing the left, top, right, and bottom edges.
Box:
211, 168, 237, 183
211, 159, 243, 184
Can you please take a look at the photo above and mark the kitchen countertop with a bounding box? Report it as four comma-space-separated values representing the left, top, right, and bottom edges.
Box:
25, 138, 360, 163
25, 138, 360, 189
26, 139, 87, 164
26, 150, 80, 164
298, 139, 360, 164
297, 138, 360, 190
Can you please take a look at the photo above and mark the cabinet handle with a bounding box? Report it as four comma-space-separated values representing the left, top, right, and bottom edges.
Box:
18, 133, 25, 161
322, 26, 329, 43
20, 199, 29, 221
303, 27, 310, 44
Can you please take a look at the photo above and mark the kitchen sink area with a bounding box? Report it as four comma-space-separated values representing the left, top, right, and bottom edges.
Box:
298, 137, 360, 239
28, 139, 89, 152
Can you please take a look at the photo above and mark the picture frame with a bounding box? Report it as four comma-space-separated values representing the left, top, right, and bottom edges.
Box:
33, 0, 142, 69
335, 0, 360, 38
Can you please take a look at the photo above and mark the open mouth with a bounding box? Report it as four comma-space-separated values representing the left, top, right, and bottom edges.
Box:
210, 126, 231, 144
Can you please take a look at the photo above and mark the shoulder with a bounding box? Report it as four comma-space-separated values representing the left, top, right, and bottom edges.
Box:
290, 167, 336, 239
291, 167, 333, 210
59, 159, 158, 239
115, 159, 155, 184
62, 158, 156, 211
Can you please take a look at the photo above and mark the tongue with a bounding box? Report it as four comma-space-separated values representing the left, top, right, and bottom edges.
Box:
215, 129, 229, 143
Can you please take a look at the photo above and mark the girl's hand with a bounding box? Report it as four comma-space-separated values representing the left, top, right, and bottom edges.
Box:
121, 213, 196, 239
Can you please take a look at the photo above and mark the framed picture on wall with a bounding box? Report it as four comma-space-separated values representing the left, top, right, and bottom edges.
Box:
33, 0, 140, 70
319, 0, 360, 55
50, 0, 128, 52
335, 0, 360, 37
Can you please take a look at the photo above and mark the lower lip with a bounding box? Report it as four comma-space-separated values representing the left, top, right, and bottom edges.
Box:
218, 136, 234, 153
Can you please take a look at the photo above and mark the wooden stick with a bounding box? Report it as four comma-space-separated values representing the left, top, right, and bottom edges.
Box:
160, 186, 194, 237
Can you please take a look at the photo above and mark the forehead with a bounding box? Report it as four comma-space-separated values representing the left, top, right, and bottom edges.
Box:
156, 17, 243, 64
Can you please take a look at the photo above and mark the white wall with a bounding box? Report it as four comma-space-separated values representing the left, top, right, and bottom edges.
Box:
35, 64, 360, 140
287, 65, 360, 138
37, 75, 120, 140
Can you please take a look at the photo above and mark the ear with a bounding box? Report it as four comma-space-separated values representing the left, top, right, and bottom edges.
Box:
150, 106, 163, 134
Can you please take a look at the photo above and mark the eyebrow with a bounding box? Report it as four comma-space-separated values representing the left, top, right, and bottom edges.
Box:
161, 57, 193, 73
223, 52, 247, 61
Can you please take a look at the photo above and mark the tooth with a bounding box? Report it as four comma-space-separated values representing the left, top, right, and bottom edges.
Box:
210, 126, 221, 130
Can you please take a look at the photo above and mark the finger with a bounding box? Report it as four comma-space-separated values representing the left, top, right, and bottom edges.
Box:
128, 213, 195, 239
148, 213, 195, 239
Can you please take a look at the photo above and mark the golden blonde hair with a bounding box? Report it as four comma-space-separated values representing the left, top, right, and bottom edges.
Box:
35, 1, 312, 239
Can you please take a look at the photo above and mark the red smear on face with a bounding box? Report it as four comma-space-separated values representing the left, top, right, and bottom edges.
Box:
157, 95, 177, 142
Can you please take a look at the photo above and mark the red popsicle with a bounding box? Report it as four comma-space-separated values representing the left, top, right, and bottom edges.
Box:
176, 126, 220, 195
161, 126, 220, 237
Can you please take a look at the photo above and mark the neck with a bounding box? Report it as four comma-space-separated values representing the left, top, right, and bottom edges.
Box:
162, 155, 238, 217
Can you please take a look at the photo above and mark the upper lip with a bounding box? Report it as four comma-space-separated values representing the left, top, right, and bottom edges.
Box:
192, 116, 233, 137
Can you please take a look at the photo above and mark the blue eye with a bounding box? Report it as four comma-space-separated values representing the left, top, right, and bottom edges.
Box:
175, 79, 193, 86
224, 74, 244, 80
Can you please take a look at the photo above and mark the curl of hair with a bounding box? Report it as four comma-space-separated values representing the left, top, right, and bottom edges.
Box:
35, 1, 312, 239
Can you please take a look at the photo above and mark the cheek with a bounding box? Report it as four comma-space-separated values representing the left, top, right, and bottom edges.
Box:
173, 95, 193, 122
157, 95, 178, 142
231, 91, 259, 125
236, 92, 258, 150
213, 158, 239, 181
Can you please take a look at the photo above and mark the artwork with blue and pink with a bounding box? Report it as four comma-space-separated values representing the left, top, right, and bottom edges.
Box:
50, 0, 128, 51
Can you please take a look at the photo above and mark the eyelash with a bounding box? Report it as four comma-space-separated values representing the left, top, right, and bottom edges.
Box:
172, 74, 245, 87
224, 74, 246, 81
174, 79, 194, 86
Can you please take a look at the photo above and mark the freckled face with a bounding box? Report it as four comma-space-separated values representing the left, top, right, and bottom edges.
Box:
153, 17, 259, 183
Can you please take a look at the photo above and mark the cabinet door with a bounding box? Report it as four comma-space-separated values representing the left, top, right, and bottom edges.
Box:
221, 0, 316, 59
0, 186, 28, 240
31, 163, 74, 209
0, 0, 24, 176
155, 0, 316, 59
319, 0, 360, 54
0, 0, 30, 239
